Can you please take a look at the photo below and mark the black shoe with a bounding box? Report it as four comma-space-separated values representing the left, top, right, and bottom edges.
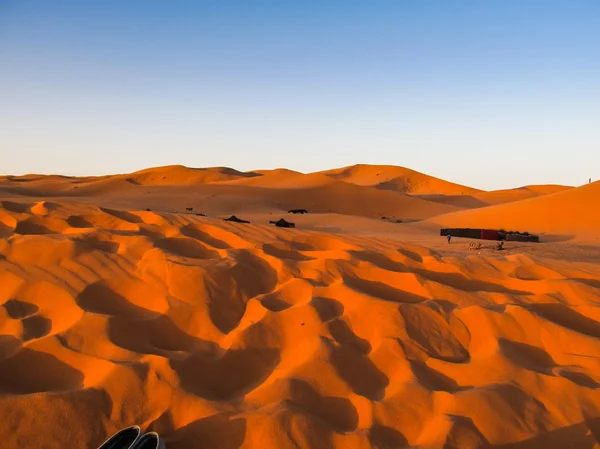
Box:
130, 432, 166, 449
97, 426, 142, 449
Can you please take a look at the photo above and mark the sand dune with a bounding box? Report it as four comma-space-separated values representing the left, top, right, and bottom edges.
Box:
431, 181, 600, 240
318, 164, 482, 195
0, 189, 599, 449
125, 165, 258, 185
414, 184, 573, 210
0, 167, 462, 221
3, 164, 483, 198
3, 165, 571, 218
0, 166, 571, 207
220, 170, 338, 189
0, 166, 254, 198
473, 184, 573, 206
1, 168, 599, 449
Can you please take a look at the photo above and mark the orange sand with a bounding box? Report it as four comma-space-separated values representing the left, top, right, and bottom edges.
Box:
432, 181, 600, 240
0, 166, 599, 449
318, 164, 482, 195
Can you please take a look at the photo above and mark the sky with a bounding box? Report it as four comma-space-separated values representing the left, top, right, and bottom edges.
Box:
0, 1, 598, 190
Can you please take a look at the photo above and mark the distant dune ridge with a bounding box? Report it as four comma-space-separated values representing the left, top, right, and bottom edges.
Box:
1, 165, 599, 449
317, 164, 483, 195
0, 164, 576, 222
473, 184, 573, 206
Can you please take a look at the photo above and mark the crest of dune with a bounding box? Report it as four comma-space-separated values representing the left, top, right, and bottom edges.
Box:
473, 184, 573, 205
124, 165, 258, 185
317, 164, 483, 195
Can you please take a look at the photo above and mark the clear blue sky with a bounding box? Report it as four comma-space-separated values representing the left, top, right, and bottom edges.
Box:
1, 1, 598, 189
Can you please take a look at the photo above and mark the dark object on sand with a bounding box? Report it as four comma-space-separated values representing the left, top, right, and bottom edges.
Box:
129, 432, 166, 449
195, 213, 206, 217
442, 228, 481, 239
145, 208, 151, 212
97, 425, 141, 449
441, 228, 539, 243
381, 216, 402, 223
496, 242, 504, 250
185, 207, 193, 212
224, 215, 250, 224
269, 218, 296, 228
481, 229, 500, 240
504, 231, 539, 242
288, 209, 308, 214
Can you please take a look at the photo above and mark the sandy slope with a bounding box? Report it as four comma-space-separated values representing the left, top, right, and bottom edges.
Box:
473, 184, 573, 206
3, 165, 569, 215
126, 165, 258, 185
318, 164, 482, 195
1, 168, 599, 449
0, 168, 462, 221
414, 185, 573, 210
1, 194, 600, 449
431, 181, 600, 240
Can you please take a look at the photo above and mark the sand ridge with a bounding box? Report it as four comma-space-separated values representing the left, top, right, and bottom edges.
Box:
4, 165, 579, 223
317, 164, 482, 195
1, 195, 600, 448
0, 167, 465, 221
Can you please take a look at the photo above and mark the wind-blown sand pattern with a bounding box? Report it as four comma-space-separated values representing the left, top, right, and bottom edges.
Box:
0, 166, 599, 449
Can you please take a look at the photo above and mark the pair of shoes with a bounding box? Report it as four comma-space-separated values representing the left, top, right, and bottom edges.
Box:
97, 425, 166, 449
